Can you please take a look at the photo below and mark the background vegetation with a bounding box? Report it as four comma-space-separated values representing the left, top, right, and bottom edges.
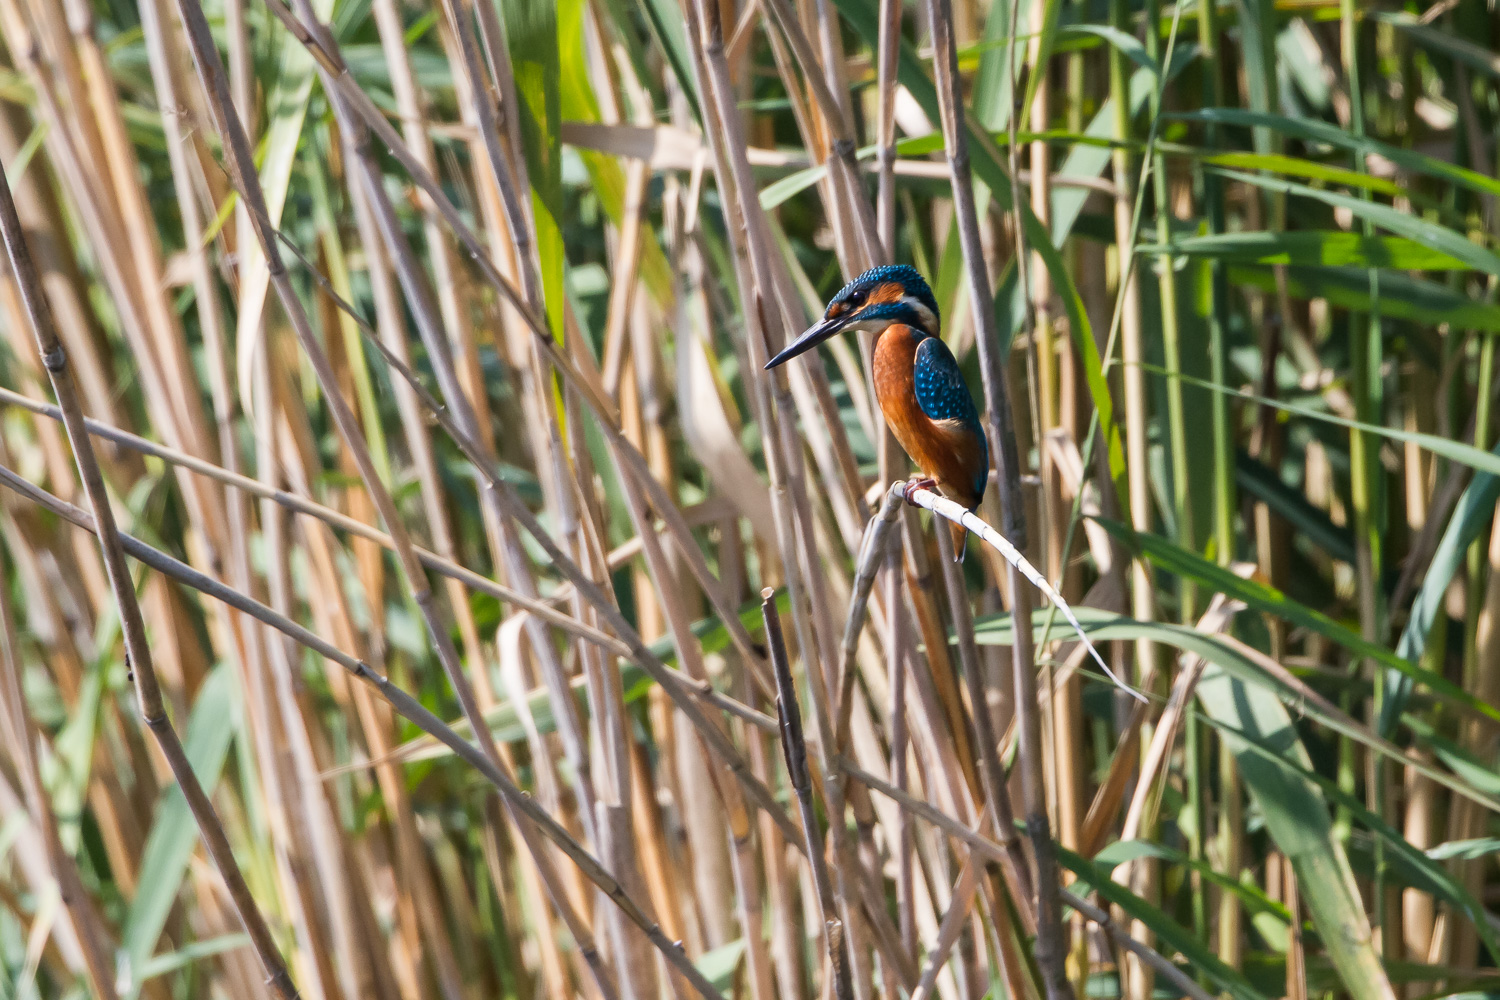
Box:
0, 0, 1498, 998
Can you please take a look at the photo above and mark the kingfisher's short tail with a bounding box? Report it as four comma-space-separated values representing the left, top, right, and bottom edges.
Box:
949, 516, 969, 562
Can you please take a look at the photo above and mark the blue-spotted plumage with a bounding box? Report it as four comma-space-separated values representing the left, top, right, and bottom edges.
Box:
912, 337, 989, 502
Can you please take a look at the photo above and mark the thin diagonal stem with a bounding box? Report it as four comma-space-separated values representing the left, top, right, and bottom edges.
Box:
0, 459, 734, 1000
172, 4, 619, 994
0, 158, 300, 1000
259, 0, 772, 680
178, 2, 801, 858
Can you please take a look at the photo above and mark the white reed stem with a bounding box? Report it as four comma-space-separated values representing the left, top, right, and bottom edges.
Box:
896, 481, 1146, 702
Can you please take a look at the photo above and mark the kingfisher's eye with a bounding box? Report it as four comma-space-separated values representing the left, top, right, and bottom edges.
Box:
848, 290, 866, 306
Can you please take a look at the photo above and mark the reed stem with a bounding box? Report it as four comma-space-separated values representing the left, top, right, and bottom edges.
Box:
0, 157, 301, 1000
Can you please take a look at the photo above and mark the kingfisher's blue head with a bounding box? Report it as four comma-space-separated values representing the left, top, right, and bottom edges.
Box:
765, 265, 939, 370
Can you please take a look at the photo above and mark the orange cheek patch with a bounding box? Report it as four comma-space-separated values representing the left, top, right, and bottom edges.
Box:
869, 283, 904, 305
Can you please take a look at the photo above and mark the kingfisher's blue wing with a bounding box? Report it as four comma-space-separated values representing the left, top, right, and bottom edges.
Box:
912, 336, 989, 501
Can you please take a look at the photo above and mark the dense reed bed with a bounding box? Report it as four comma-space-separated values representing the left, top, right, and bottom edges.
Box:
0, 0, 1498, 998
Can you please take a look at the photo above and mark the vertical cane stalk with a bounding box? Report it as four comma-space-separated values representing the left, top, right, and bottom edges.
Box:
924, 0, 1071, 993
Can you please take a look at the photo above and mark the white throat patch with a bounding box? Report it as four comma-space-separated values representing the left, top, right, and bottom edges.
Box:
903, 295, 939, 333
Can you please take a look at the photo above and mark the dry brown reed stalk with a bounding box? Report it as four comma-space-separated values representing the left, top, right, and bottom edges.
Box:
186, 6, 830, 993
435, 0, 542, 313
763, 588, 854, 1000
0, 157, 301, 999
0, 527, 119, 1000
182, 8, 801, 859
935, 501, 1036, 893
172, 5, 623, 994
1105, 0, 1158, 706
910, 853, 980, 1000
836, 752, 1217, 1000
829, 488, 925, 994
0, 387, 622, 653
919, 1, 1074, 994
834, 487, 904, 745
0, 458, 742, 1000
673, 16, 896, 995
847, 495, 1035, 997
756, 0, 879, 266
267, 0, 774, 702
1115, 593, 1245, 891
887, 588, 916, 961
344, 127, 494, 980
1079, 670, 1159, 858
874, 0, 902, 258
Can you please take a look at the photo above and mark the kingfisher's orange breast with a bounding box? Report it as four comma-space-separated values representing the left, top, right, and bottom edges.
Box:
873, 325, 987, 510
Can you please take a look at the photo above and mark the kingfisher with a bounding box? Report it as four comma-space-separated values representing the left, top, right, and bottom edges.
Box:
765, 265, 990, 559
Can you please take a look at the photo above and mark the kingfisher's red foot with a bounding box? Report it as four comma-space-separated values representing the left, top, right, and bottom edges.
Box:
904, 477, 937, 507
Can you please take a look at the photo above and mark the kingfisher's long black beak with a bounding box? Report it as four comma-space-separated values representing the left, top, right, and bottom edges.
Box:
764, 315, 849, 370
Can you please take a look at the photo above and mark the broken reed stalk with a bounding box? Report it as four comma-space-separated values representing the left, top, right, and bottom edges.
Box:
0, 161, 301, 1000
0, 459, 730, 1000
763, 589, 856, 1000
919, 0, 1073, 993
